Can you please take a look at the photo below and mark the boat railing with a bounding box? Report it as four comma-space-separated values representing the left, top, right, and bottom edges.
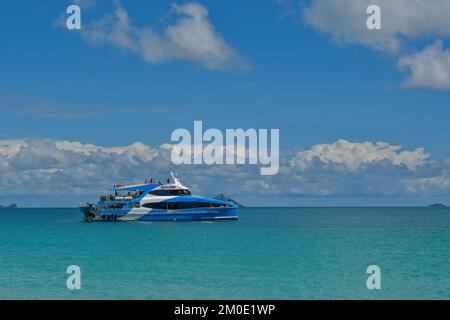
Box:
114, 181, 155, 188
114, 196, 134, 201
100, 194, 140, 201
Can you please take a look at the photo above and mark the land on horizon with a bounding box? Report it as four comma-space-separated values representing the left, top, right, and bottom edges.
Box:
0, 204, 18, 209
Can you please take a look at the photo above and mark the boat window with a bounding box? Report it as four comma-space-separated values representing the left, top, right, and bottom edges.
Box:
143, 201, 230, 209
168, 202, 177, 210
142, 202, 168, 209
177, 202, 229, 209
106, 203, 124, 209
177, 202, 196, 209
149, 189, 191, 196
129, 202, 140, 208
211, 203, 225, 207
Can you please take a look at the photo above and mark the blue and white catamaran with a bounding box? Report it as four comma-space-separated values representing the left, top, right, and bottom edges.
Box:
80, 172, 238, 222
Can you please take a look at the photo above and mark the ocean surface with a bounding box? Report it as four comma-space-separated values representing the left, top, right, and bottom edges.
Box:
1, 207, 450, 300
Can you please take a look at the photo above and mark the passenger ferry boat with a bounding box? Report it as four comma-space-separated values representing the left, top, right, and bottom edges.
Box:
80, 172, 238, 222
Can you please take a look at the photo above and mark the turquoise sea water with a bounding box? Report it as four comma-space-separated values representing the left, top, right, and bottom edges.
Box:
1, 207, 450, 299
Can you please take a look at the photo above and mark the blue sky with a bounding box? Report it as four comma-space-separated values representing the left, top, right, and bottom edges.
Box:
1, 0, 450, 206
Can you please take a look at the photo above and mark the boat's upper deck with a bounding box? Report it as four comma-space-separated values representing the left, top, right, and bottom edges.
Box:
113, 182, 161, 192
100, 172, 199, 204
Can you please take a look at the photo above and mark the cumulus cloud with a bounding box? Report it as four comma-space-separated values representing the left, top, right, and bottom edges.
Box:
289, 140, 430, 172
80, 1, 247, 70
300, 0, 450, 90
0, 140, 177, 203
404, 174, 450, 194
284, 140, 445, 197
0, 139, 27, 158
398, 41, 450, 90
303, 0, 450, 53
1, 138, 449, 205
0, 139, 257, 201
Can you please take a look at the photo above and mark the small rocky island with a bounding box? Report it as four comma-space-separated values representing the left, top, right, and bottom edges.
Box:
428, 203, 447, 208
214, 194, 245, 208
0, 203, 18, 209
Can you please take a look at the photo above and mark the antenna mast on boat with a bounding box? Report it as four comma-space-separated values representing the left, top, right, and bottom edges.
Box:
171, 171, 179, 184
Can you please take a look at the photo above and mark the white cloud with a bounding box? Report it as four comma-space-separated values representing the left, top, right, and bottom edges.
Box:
398, 41, 450, 90
0, 139, 26, 158
0, 139, 168, 197
54, 140, 158, 160
0, 139, 258, 200
289, 139, 430, 172
1, 138, 449, 205
404, 174, 450, 194
303, 0, 450, 53
283, 140, 450, 197
301, 0, 450, 90
81, 1, 247, 70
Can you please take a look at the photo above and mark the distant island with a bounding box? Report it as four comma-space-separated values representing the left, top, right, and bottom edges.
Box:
428, 203, 447, 208
0, 204, 18, 209
214, 194, 245, 208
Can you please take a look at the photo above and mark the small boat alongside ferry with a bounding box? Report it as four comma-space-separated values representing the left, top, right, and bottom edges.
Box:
80, 172, 238, 222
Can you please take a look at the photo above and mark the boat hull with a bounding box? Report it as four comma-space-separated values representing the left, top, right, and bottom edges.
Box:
135, 208, 239, 221
85, 207, 239, 222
